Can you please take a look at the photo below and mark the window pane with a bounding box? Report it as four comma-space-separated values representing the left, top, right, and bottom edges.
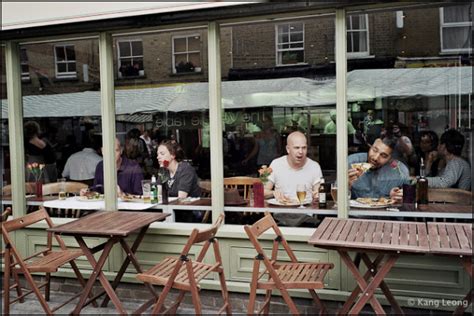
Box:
174, 38, 187, 53
20, 48, 28, 62
188, 36, 200, 51
188, 53, 200, 67
55, 47, 65, 61
444, 5, 470, 23
21, 38, 100, 217
119, 42, 131, 57
291, 32, 303, 42
442, 27, 471, 50
131, 41, 143, 56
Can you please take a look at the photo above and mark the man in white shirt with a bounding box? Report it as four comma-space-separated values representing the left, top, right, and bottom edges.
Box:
266, 131, 323, 203
62, 135, 102, 186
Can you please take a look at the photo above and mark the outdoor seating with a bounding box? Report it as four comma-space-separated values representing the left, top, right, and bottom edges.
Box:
42, 181, 88, 217
135, 214, 232, 315
244, 212, 333, 315
1, 208, 23, 302
224, 176, 257, 200
2, 183, 36, 196
1, 207, 92, 315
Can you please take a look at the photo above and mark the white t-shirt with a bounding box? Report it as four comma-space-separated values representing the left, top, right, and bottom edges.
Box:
268, 155, 323, 199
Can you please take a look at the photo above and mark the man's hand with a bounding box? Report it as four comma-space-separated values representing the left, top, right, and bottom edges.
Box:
348, 168, 362, 188
79, 188, 88, 197
273, 190, 292, 204
390, 187, 403, 203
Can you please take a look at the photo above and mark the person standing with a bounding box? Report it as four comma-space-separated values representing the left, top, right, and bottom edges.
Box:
62, 135, 102, 186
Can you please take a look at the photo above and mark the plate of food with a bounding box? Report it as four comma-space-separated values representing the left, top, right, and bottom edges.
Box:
267, 198, 311, 207
120, 194, 145, 203
351, 162, 373, 173
350, 197, 394, 209
76, 191, 104, 202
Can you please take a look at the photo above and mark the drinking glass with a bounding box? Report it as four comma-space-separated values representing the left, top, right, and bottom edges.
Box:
58, 178, 67, 200
331, 183, 337, 208
141, 180, 151, 203
296, 184, 307, 208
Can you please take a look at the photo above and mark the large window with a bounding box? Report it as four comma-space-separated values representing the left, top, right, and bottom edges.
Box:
276, 22, 305, 65
117, 39, 144, 78
440, 5, 472, 53
54, 44, 77, 79
172, 35, 201, 73
347, 14, 369, 57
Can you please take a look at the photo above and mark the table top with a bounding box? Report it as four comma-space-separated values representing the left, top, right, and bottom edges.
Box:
427, 222, 472, 257
48, 211, 169, 237
308, 217, 430, 254
399, 203, 472, 213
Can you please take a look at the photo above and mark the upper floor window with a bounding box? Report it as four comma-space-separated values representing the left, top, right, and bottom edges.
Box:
347, 14, 369, 57
54, 45, 76, 79
117, 40, 144, 78
20, 48, 30, 81
172, 35, 201, 74
276, 22, 304, 65
440, 5, 472, 53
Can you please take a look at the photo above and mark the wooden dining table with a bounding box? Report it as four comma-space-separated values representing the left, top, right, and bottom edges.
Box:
308, 217, 430, 315
48, 211, 169, 315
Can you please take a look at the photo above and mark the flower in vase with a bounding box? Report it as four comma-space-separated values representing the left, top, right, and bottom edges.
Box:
26, 162, 45, 182
158, 160, 170, 184
258, 165, 272, 185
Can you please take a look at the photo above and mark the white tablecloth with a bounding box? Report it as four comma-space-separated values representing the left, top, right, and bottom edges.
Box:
43, 197, 177, 211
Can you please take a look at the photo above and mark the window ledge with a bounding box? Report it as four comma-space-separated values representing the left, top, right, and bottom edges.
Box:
275, 63, 309, 68
439, 50, 471, 56
347, 54, 375, 60
171, 71, 203, 76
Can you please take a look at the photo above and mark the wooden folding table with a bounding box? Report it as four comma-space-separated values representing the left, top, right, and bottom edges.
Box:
308, 217, 430, 315
48, 211, 169, 315
427, 222, 472, 315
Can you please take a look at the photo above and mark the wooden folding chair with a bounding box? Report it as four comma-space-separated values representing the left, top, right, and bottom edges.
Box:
1, 208, 23, 302
244, 212, 334, 315
42, 181, 89, 218
2, 207, 94, 315
136, 214, 232, 315
224, 176, 257, 200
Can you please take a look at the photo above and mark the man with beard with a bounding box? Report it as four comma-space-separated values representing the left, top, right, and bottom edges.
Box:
348, 136, 408, 202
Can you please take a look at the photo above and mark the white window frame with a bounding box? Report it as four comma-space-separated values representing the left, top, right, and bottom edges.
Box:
20, 48, 30, 81
275, 22, 305, 66
346, 14, 370, 58
172, 34, 202, 74
440, 6, 472, 54
117, 39, 144, 78
54, 44, 77, 79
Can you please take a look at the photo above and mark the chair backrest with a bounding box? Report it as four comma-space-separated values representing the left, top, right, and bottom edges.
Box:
224, 177, 258, 200
244, 212, 298, 263
428, 188, 472, 205
2, 207, 68, 264
42, 182, 88, 196
2, 183, 36, 196
199, 180, 212, 198
181, 213, 225, 263
2, 207, 12, 222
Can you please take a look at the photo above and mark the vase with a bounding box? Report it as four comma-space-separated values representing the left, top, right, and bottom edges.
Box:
35, 180, 43, 198
253, 181, 264, 207
162, 182, 169, 205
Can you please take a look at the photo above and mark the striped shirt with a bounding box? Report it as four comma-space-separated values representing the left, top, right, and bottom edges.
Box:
427, 157, 471, 191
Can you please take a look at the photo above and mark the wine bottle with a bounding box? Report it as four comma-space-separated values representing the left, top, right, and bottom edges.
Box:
416, 158, 429, 208
318, 178, 327, 209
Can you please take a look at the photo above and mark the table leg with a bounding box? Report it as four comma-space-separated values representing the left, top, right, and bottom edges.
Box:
101, 226, 158, 308
360, 253, 404, 315
74, 236, 128, 315
454, 257, 472, 315
339, 254, 384, 315
349, 254, 398, 315
338, 251, 386, 315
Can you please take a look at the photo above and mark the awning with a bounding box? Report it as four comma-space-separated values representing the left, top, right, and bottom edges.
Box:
2, 67, 471, 118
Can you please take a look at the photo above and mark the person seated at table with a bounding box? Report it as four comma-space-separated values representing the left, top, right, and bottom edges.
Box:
91, 137, 144, 196
62, 134, 102, 187
157, 139, 201, 198
426, 129, 471, 191
348, 136, 409, 203
415, 130, 443, 177
265, 131, 322, 227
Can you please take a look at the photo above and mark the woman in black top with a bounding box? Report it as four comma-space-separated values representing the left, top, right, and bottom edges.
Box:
156, 140, 201, 198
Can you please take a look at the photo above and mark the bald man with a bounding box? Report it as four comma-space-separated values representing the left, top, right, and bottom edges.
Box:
265, 131, 323, 203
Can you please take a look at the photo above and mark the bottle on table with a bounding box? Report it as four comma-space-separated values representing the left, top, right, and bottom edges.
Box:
150, 175, 158, 204
416, 157, 429, 209
318, 178, 327, 209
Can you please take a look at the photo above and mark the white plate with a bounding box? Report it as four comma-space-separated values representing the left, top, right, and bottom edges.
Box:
75, 196, 104, 202
350, 199, 391, 209
267, 198, 311, 207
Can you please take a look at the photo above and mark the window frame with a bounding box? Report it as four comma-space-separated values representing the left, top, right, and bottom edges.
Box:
275, 22, 305, 66
117, 39, 145, 78
439, 6, 472, 54
171, 34, 202, 74
346, 14, 370, 58
53, 44, 77, 79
